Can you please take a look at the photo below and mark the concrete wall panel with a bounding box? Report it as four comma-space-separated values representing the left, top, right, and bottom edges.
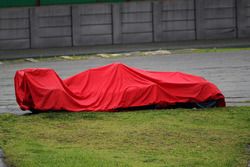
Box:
122, 13, 152, 23
0, 0, 249, 50
73, 4, 112, 46
78, 35, 112, 46
0, 8, 30, 50
30, 6, 72, 48
80, 15, 112, 25
121, 2, 151, 13
122, 33, 152, 44
80, 25, 112, 35
154, 0, 195, 42
115, 1, 153, 44
237, 0, 250, 37
162, 0, 194, 10
162, 31, 195, 41
196, 0, 236, 39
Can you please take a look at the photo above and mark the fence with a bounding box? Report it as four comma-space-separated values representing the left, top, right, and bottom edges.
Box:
0, 0, 250, 50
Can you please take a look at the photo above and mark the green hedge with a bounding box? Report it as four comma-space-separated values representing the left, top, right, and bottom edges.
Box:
0, 0, 36, 8
0, 0, 124, 8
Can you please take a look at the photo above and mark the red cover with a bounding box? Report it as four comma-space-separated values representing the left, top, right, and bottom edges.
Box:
14, 63, 225, 112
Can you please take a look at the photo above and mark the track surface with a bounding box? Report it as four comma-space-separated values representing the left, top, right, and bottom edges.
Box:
1, 50, 250, 114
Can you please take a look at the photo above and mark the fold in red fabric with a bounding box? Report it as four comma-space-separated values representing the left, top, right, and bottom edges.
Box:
14, 63, 225, 112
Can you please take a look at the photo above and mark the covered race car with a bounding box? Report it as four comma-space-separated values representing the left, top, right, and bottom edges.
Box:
14, 63, 225, 112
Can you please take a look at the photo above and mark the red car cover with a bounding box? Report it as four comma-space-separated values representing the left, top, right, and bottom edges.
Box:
14, 63, 225, 112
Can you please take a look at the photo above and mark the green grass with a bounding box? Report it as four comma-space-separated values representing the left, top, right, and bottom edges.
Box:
191, 47, 250, 54
0, 107, 250, 167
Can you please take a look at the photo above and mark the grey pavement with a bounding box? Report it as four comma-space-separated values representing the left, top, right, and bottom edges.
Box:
1, 39, 250, 60
0, 49, 250, 115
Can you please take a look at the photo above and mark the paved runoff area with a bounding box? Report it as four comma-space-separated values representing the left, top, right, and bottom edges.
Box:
0, 50, 250, 115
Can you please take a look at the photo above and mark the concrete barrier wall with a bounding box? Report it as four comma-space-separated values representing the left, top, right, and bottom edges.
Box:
196, 0, 236, 39
237, 0, 250, 38
0, 8, 30, 49
154, 0, 195, 42
0, 0, 249, 50
73, 4, 113, 46
30, 6, 72, 48
118, 2, 153, 44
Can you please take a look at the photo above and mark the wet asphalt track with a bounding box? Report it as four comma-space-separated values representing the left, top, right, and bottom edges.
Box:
0, 50, 250, 115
